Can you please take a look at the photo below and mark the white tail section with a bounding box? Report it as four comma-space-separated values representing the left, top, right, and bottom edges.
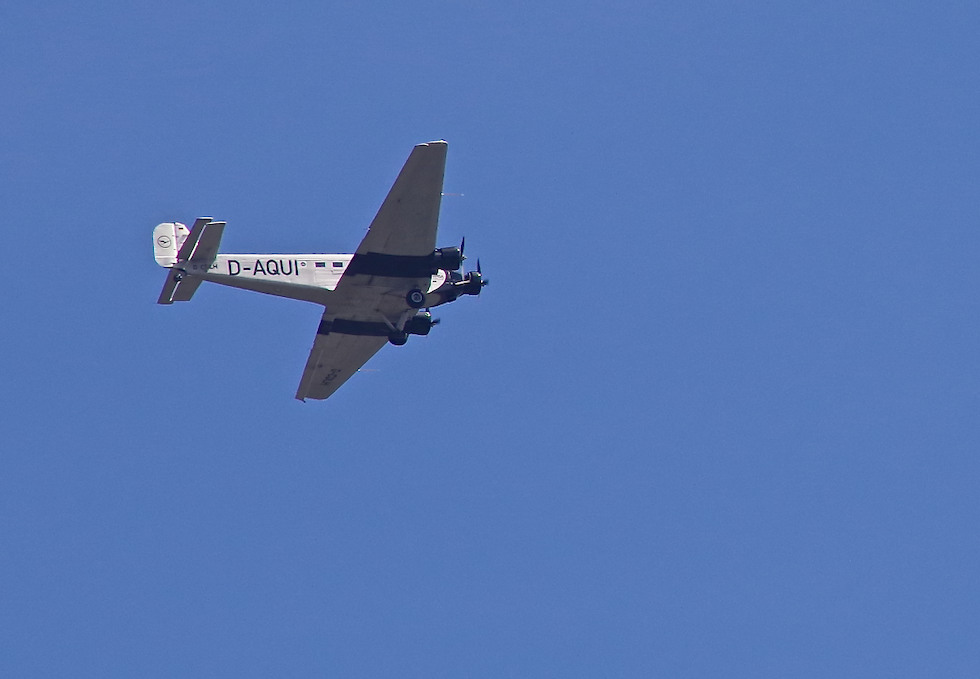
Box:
154, 218, 224, 304
153, 222, 190, 267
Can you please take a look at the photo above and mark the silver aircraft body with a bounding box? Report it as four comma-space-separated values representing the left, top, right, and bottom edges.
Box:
152, 141, 486, 401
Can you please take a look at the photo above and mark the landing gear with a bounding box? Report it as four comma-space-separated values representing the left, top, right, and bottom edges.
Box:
388, 331, 409, 346
406, 289, 426, 308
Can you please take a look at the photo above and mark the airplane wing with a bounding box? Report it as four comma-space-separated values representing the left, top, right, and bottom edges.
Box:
354, 140, 447, 257
296, 141, 449, 401
295, 307, 389, 401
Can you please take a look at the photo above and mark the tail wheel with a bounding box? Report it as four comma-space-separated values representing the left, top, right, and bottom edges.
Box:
406, 289, 426, 308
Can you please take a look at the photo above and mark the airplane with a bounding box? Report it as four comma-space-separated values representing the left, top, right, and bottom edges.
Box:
152, 140, 486, 401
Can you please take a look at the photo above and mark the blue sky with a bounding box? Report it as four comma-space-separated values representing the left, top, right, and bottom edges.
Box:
3, 1, 980, 676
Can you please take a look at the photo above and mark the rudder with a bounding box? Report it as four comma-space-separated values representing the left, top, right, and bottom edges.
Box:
153, 222, 190, 267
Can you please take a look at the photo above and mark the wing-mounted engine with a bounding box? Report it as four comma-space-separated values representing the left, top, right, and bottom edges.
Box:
386, 312, 439, 346
404, 312, 439, 336
432, 245, 463, 271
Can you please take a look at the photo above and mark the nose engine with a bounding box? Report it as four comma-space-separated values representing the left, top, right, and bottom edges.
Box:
432, 238, 486, 297
423, 253, 489, 308
459, 260, 488, 296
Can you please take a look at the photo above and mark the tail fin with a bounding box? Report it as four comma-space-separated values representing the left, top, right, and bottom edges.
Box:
153, 222, 190, 267
154, 218, 225, 304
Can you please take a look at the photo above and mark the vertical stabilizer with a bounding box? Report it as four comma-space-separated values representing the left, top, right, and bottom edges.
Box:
153, 222, 189, 267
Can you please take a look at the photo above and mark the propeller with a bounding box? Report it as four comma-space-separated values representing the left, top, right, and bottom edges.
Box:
440, 237, 466, 276
458, 258, 487, 295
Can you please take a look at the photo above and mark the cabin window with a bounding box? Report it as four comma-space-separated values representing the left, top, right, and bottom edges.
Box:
314, 262, 326, 268
332, 261, 344, 268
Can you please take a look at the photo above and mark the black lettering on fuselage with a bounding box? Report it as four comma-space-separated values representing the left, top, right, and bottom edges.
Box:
229, 259, 300, 276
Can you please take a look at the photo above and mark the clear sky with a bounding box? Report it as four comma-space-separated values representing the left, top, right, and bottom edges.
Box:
3, 1, 980, 676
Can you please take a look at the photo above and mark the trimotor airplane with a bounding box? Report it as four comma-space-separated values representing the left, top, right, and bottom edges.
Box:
152, 140, 486, 401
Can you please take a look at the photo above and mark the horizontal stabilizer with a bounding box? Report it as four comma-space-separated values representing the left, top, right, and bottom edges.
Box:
179, 218, 225, 263
187, 221, 225, 262
171, 275, 204, 302
157, 272, 203, 304
157, 273, 179, 304
156, 217, 224, 304
176, 217, 213, 260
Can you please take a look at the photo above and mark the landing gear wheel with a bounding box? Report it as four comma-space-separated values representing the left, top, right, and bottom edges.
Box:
388, 332, 409, 346
406, 289, 426, 308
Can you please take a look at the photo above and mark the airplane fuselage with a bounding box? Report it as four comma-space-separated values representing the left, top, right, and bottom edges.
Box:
184, 253, 448, 293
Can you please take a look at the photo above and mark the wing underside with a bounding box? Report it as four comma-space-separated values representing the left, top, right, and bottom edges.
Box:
295, 141, 449, 402
295, 314, 388, 401
354, 140, 447, 257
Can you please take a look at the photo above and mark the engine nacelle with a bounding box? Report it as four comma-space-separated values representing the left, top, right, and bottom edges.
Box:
404, 312, 438, 336
432, 246, 463, 271
460, 270, 486, 296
